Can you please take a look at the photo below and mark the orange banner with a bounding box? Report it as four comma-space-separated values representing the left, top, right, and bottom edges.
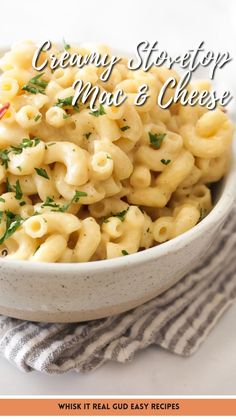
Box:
0, 398, 235, 416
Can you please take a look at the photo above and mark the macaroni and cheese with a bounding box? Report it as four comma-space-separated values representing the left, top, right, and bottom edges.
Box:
0, 41, 234, 262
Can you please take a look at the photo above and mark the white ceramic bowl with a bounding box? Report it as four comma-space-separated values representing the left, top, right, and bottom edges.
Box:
0, 47, 235, 322
0, 147, 235, 322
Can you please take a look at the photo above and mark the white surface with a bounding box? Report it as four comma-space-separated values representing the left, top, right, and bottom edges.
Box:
0, 303, 235, 395
0, 0, 236, 395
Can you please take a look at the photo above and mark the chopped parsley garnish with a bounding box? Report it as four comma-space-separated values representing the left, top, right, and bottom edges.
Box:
121, 249, 129, 256
5, 179, 23, 200
13, 180, 23, 200
84, 132, 92, 139
113, 209, 128, 221
0, 138, 41, 166
22, 73, 48, 95
55, 96, 79, 111
34, 168, 50, 180
121, 126, 130, 132
12, 137, 40, 154
0, 149, 10, 169
61, 191, 87, 212
34, 114, 41, 122
0, 197, 5, 203
42, 191, 87, 213
42, 197, 60, 210
62, 38, 71, 51
0, 136, 40, 167
103, 209, 128, 223
73, 191, 87, 202
0, 211, 23, 244
19, 201, 26, 207
161, 159, 171, 165
149, 132, 166, 149
55, 202, 70, 212
89, 104, 106, 117
6, 178, 12, 192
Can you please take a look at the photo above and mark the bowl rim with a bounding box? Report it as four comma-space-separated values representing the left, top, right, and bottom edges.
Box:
0, 46, 235, 273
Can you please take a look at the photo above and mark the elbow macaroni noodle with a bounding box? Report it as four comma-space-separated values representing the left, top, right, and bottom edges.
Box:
0, 41, 234, 262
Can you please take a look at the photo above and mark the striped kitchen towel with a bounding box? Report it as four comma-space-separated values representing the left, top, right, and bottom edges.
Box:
0, 208, 236, 374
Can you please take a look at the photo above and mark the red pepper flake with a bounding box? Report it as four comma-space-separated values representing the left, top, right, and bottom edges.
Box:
0, 103, 10, 120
